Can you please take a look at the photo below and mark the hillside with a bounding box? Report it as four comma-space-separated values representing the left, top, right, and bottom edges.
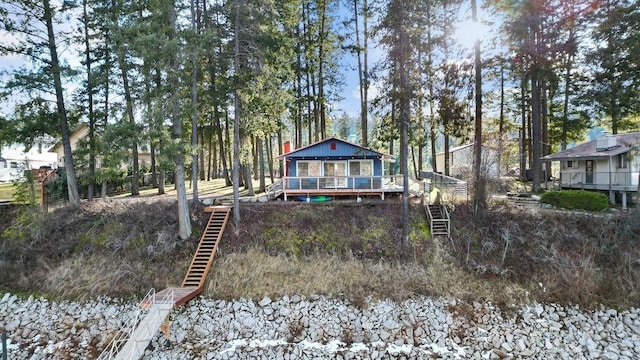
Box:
1, 198, 639, 309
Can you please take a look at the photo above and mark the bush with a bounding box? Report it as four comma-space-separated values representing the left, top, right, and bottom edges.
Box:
540, 190, 609, 211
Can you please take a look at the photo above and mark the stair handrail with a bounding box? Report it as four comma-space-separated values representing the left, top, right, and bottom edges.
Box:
441, 204, 451, 236
266, 178, 284, 200
425, 202, 434, 234
98, 288, 156, 360
430, 172, 468, 204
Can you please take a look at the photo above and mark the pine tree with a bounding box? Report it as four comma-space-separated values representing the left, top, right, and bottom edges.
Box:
1, 0, 81, 207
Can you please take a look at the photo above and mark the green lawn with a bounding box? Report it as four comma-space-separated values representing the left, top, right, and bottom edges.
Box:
0, 183, 15, 200
113, 177, 267, 199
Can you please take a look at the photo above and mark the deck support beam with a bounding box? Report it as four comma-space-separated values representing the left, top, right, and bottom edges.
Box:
622, 191, 627, 209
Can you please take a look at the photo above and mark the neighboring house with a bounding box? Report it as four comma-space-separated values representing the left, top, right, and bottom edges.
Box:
541, 132, 640, 208
0, 144, 57, 183
49, 123, 90, 168
275, 137, 402, 200
49, 123, 152, 171
434, 143, 499, 178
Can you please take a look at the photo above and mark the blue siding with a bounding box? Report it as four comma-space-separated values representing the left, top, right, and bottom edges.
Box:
285, 139, 382, 159
284, 139, 388, 187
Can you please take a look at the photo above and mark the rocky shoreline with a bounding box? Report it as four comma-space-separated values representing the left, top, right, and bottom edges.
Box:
1, 292, 640, 359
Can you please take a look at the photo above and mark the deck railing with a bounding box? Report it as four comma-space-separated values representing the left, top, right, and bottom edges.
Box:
280, 175, 403, 191
559, 171, 639, 189
420, 172, 468, 204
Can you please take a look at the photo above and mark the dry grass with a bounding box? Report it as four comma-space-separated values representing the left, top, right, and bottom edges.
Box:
1, 197, 640, 309
206, 245, 529, 307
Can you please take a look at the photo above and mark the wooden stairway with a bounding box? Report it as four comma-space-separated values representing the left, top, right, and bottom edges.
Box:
182, 206, 230, 288
102, 206, 231, 360
426, 204, 450, 237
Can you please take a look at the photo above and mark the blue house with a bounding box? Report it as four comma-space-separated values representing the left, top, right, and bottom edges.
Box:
275, 137, 401, 201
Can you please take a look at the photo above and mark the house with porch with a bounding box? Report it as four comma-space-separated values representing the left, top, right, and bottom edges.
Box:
269, 137, 408, 201
540, 132, 640, 208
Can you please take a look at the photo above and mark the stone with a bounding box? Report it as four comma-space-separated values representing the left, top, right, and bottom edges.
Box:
259, 297, 272, 307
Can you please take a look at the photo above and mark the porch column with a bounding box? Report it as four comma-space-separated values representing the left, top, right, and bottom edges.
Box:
609, 190, 615, 205
622, 191, 627, 210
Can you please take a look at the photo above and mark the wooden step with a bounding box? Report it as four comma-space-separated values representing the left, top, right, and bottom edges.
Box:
181, 207, 230, 288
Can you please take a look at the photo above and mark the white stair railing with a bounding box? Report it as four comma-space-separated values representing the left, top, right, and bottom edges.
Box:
98, 288, 175, 360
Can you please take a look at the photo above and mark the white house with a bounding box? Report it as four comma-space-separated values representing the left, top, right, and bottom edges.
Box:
0, 144, 57, 183
541, 132, 640, 208
49, 123, 152, 170
434, 143, 500, 179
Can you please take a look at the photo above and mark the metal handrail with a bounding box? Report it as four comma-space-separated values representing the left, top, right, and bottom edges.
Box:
98, 289, 156, 360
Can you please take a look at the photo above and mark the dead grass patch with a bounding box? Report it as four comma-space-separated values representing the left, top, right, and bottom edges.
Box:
1, 198, 639, 309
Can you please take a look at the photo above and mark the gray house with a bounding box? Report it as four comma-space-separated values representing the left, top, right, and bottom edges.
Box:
541, 132, 640, 208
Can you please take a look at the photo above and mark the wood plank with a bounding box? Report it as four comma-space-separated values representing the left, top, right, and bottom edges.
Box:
181, 207, 230, 288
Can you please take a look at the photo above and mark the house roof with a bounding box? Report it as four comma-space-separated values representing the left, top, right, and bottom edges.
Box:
280, 137, 393, 160
48, 123, 89, 153
541, 132, 640, 162
435, 143, 473, 156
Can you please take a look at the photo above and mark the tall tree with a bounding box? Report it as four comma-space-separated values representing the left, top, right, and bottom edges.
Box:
189, 0, 200, 202
378, 0, 422, 247
166, 0, 191, 240
349, 0, 370, 146
471, 0, 485, 212
585, 0, 640, 134
1, 0, 82, 207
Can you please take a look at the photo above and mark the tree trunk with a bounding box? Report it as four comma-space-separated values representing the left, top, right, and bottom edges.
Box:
83, 0, 95, 201
561, 30, 574, 151
531, 69, 543, 192
519, 75, 527, 182
258, 137, 266, 192
444, 135, 450, 176
277, 130, 284, 178
232, 0, 242, 224
498, 60, 505, 175
471, 0, 485, 213
267, 136, 274, 183
169, 0, 191, 240
252, 136, 259, 180
318, 0, 328, 140
44, 0, 80, 207
190, 0, 199, 202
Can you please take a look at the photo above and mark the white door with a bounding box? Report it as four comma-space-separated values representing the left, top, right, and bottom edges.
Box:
324, 161, 347, 187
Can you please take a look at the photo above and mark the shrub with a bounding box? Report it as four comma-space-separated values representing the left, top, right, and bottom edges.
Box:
540, 190, 608, 211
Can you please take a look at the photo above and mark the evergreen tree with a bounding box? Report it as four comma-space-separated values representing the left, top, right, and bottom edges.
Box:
584, 0, 640, 134
1, 0, 81, 207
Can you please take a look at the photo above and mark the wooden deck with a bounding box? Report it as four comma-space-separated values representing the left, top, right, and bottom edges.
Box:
283, 188, 403, 199
139, 287, 201, 309
270, 175, 419, 201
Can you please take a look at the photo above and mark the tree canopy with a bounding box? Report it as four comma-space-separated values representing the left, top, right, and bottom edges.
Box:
2, 0, 640, 219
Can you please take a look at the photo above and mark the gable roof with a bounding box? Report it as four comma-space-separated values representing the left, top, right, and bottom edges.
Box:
541, 132, 640, 162
48, 123, 89, 153
281, 137, 393, 160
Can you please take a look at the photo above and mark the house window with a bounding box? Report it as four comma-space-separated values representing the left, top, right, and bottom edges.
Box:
566, 161, 574, 169
349, 160, 373, 176
618, 154, 627, 169
10, 162, 18, 169
297, 161, 321, 177
323, 161, 347, 187
330, 142, 337, 150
